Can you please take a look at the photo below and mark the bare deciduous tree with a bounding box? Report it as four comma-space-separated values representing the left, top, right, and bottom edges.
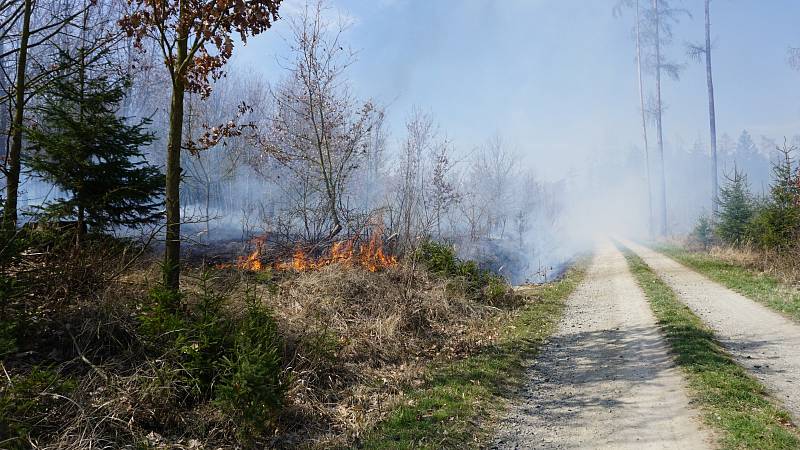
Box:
471, 135, 517, 240
2, 0, 96, 228
269, 1, 381, 239
615, 0, 654, 236
645, 0, 686, 236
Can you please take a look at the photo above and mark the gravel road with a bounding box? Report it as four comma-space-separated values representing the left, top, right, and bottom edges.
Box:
625, 240, 800, 422
492, 240, 711, 449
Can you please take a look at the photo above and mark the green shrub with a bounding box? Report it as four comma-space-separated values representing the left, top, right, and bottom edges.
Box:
415, 240, 512, 303
216, 301, 284, 437
483, 275, 513, 305
139, 276, 284, 436
416, 240, 460, 275
141, 283, 235, 400
184, 283, 234, 392
715, 168, 754, 245
748, 144, 800, 251
691, 214, 715, 250
0, 367, 76, 449
139, 289, 188, 347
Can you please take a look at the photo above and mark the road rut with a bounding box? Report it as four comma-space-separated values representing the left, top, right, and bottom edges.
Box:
493, 240, 710, 449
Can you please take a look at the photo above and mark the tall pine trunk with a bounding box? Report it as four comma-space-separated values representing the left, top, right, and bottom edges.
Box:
635, 0, 653, 237
2, 0, 32, 230
653, 0, 668, 236
0, 39, 7, 174
163, 33, 187, 292
705, 0, 718, 214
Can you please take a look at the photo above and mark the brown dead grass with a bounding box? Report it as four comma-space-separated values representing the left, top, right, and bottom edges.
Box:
255, 263, 511, 447
2, 250, 520, 449
661, 236, 800, 285
707, 245, 800, 285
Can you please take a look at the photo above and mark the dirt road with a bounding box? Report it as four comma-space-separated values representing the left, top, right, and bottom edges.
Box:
493, 241, 711, 449
625, 240, 800, 421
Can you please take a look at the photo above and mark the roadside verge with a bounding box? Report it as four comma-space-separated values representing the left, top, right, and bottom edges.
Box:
359, 266, 585, 449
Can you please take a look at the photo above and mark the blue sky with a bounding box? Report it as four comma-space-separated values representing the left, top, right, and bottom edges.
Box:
234, 0, 800, 179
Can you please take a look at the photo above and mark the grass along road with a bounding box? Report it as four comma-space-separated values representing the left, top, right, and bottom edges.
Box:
622, 244, 800, 448
359, 265, 584, 449
625, 250, 800, 449
658, 245, 800, 323
625, 240, 800, 423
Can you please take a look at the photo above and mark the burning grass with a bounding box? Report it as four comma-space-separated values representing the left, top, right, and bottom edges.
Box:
221, 229, 398, 273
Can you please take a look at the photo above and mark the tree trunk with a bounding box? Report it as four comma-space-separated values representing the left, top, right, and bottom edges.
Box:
205, 178, 210, 240
635, 0, 654, 237
0, 38, 8, 171
163, 36, 187, 292
705, 0, 718, 215
76, 205, 85, 248
2, 0, 32, 230
653, 0, 668, 237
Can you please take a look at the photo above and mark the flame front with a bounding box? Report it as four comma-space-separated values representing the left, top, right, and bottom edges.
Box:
238, 248, 263, 271
225, 230, 397, 273
359, 231, 398, 272
236, 236, 266, 271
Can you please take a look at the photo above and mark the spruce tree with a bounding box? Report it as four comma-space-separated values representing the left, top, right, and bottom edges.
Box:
715, 167, 753, 245
750, 143, 800, 250
691, 214, 714, 250
25, 50, 164, 245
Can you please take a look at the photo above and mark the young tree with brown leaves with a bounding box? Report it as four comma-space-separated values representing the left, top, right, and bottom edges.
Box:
119, 0, 282, 292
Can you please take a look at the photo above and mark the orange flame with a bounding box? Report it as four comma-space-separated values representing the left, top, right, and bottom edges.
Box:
234, 235, 265, 271
221, 229, 397, 273
359, 231, 398, 272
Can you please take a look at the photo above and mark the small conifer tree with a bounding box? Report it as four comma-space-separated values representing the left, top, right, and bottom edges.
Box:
25, 50, 164, 245
691, 214, 714, 250
749, 142, 800, 250
715, 167, 753, 245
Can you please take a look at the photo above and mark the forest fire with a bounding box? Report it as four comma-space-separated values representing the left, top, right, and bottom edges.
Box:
223, 232, 397, 273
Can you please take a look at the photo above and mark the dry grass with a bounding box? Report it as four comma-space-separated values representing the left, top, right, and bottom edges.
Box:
661, 235, 800, 285
255, 263, 511, 447
707, 245, 800, 285
1, 246, 522, 449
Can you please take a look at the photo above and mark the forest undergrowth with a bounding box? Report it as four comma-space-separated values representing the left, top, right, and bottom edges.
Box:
0, 232, 557, 449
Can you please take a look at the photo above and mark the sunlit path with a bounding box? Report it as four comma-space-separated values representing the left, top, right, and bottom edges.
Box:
493, 240, 711, 449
